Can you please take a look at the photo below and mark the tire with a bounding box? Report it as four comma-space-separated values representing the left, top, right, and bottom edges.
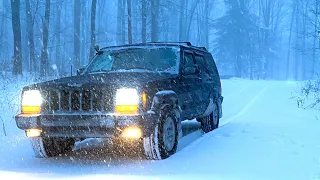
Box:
200, 102, 219, 133
143, 107, 181, 160
30, 137, 75, 158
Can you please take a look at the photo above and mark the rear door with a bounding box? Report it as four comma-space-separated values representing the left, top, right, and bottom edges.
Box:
204, 53, 221, 98
193, 52, 211, 116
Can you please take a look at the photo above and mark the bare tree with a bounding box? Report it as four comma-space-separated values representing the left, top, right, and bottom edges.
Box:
204, 0, 209, 48
40, 0, 50, 77
300, 0, 309, 80
11, 0, 22, 75
151, 0, 159, 42
311, 0, 319, 79
89, 0, 97, 60
74, 0, 81, 69
25, 0, 36, 73
0, 0, 7, 62
117, 0, 122, 44
55, 2, 61, 74
286, 1, 296, 79
127, 0, 132, 44
121, 0, 126, 44
141, 0, 147, 43
179, 0, 185, 41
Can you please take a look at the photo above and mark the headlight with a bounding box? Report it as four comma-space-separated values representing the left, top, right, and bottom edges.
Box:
115, 88, 139, 114
22, 90, 42, 114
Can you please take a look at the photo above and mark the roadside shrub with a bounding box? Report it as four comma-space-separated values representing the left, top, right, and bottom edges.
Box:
296, 75, 320, 110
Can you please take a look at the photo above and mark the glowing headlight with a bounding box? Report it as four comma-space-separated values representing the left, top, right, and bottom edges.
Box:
22, 90, 42, 114
115, 88, 139, 114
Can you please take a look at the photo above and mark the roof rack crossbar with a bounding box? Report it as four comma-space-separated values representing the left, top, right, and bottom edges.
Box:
146, 42, 192, 46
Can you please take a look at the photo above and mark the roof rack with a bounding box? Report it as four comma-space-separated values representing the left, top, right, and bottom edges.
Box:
100, 42, 211, 52
146, 42, 192, 46
199, 47, 207, 51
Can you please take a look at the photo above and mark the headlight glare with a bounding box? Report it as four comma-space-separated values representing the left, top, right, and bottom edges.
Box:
22, 90, 42, 114
116, 88, 139, 114
116, 88, 139, 105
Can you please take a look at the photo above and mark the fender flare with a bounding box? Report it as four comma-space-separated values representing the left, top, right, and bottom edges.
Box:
150, 90, 182, 139
150, 90, 180, 115
200, 92, 223, 118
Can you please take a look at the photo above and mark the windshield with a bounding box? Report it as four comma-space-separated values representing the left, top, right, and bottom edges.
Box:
84, 46, 180, 74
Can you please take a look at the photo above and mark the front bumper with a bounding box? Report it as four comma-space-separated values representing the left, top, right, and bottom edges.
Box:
15, 113, 158, 138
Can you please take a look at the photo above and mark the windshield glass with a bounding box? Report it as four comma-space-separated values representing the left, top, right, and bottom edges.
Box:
84, 46, 180, 74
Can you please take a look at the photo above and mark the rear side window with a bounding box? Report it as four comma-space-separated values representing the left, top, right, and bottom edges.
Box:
194, 54, 208, 74
205, 53, 219, 79
183, 52, 195, 68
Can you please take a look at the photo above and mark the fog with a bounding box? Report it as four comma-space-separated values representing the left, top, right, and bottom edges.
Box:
0, 0, 319, 79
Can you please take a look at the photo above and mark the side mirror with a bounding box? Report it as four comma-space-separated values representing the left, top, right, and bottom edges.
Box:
183, 65, 200, 75
77, 68, 85, 76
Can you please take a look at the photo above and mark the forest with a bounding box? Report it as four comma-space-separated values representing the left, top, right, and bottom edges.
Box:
0, 0, 319, 80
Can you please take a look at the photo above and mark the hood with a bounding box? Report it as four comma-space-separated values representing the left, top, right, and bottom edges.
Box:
26, 72, 178, 90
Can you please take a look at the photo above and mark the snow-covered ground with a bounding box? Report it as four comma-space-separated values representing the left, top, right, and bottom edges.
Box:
0, 78, 319, 180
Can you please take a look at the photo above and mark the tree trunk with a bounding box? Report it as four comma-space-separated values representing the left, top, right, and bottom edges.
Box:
81, 1, 87, 66
55, 3, 61, 75
204, 0, 209, 48
25, 0, 36, 73
11, 0, 22, 75
141, 0, 147, 43
186, 0, 200, 39
151, 0, 159, 42
0, 0, 7, 62
89, 0, 97, 60
40, 0, 50, 77
74, 0, 81, 69
311, 0, 318, 79
294, 0, 300, 80
301, 1, 308, 80
117, 0, 122, 44
286, 4, 295, 80
127, 0, 132, 44
179, 0, 185, 41
121, 0, 126, 44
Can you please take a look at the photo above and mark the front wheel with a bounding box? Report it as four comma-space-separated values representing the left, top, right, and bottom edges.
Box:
143, 108, 181, 160
30, 137, 75, 158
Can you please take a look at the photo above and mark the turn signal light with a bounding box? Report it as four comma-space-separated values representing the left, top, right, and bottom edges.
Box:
22, 106, 41, 114
116, 105, 138, 114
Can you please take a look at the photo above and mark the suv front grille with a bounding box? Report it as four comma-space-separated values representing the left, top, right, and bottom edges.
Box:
42, 88, 114, 113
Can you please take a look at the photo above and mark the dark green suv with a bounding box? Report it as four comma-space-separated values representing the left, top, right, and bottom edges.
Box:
15, 42, 223, 160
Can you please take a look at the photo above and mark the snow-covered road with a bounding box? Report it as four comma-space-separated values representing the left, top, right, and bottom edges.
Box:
0, 79, 319, 180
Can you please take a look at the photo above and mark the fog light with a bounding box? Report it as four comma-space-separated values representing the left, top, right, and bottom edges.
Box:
26, 129, 42, 137
122, 127, 142, 138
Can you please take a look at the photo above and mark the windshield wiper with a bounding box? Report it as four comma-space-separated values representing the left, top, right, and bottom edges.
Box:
88, 69, 110, 74
124, 67, 154, 71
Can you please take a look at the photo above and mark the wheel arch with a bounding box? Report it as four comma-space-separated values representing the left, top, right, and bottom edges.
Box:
150, 90, 181, 115
200, 92, 223, 119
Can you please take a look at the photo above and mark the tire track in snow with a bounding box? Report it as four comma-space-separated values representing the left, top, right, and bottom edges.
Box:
177, 85, 268, 152
219, 85, 268, 127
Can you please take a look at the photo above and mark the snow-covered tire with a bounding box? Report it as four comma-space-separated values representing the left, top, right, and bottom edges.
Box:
143, 107, 181, 160
30, 137, 75, 158
199, 103, 219, 133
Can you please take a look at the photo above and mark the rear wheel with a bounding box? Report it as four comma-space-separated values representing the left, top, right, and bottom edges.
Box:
143, 107, 181, 160
199, 103, 219, 133
30, 137, 75, 158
